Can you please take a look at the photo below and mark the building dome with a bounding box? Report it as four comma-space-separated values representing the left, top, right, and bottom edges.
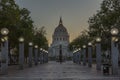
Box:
54, 23, 68, 35
48, 17, 71, 60
52, 17, 69, 43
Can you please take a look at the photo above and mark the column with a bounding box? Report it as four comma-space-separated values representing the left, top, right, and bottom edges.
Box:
1, 40, 8, 74
34, 45, 38, 65
79, 51, 81, 64
83, 45, 87, 66
88, 45, 92, 67
28, 42, 33, 67
96, 42, 101, 70
19, 41, 24, 70
111, 41, 119, 75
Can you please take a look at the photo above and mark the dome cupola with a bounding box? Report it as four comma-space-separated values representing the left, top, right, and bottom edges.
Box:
52, 17, 69, 43
54, 17, 68, 35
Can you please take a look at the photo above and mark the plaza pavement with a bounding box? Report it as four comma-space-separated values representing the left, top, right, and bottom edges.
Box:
0, 61, 120, 80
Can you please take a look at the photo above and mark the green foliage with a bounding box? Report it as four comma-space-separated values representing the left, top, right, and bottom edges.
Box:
0, 0, 34, 46
70, 0, 120, 51
69, 30, 90, 51
0, 0, 48, 57
88, 0, 120, 51
33, 26, 48, 50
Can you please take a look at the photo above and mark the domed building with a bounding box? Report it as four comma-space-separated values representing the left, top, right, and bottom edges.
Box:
48, 17, 71, 60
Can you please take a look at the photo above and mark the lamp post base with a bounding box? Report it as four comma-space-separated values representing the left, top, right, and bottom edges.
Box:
1, 63, 8, 75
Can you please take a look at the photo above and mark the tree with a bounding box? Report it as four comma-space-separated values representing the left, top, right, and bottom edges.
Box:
0, 0, 34, 47
33, 26, 48, 50
0, 0, 35, 63
69, 30, 90, 51
0, 0, 48, 63
88, 0, 120, 51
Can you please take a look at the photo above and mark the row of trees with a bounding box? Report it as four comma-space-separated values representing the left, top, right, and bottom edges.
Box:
69, 0, 120, 51
0, 0, 48, 58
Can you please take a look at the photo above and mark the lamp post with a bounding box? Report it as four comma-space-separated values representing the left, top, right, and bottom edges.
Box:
46, 50, 48, 63
59, 44, 63, 64
1, 38, 6, 74
42, 49, 45, 63
44, 50, 46, 63
96, 37, 102, 70
111, 28, 119, 75
34, 45, 38, 65
28, 42, 33, 67
46, 51, 49, 63
76, 49, 79, 64
88, 42, 92, 67
18, 37, 24, 70
76, 48, 80, 64
1, 28, 9, 74
45, 50, 48, 63
44, 50, 47, 63
82, 45, 87, 66
41, 49, 44, 64
78, 48, 81, 64
43, 49, 46, 63
73, 51, 75, 63
39, 48, 43, 64
73, 49, 77, 63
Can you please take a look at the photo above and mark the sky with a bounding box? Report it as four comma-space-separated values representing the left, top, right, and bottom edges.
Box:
15, 0, 103, 45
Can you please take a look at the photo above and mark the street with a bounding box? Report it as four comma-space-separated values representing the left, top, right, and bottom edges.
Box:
0, 61, 120, 80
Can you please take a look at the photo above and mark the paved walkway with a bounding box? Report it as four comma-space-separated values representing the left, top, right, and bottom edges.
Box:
0, 61, 120, 80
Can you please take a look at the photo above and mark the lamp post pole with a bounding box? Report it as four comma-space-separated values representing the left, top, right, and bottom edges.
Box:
76, 50, 79, 64
40, 48, 43, 64
88, 42, 92, 67
42, 50, 44, 64
76, 49, 80, 64
75, 52, 77, 63
28, 42, 33, 67
1, 38, 7, 74
83, 45, 87, 66
111, 28, 119, 75
43, 50, 45, 63
44, 50, 46, 63
46, 51, 48, 63
96, 37, 101, 70
34, 45, 38, 65
73, 51, 75, 63
78, 48, 81, 64
18, 37, 24, 70
45, 51, 48, 63
73, 50, 77, 63
1, 28, 9, 74
41, 49, 44, 64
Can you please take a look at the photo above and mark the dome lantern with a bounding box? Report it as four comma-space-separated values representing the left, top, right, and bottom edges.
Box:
59, 16, 63, 24
52, 17, 69, 42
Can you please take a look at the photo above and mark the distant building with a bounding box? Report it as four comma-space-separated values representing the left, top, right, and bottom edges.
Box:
48, 17, 71, 60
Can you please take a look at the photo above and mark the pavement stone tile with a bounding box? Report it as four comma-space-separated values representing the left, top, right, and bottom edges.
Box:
0, 61, 120, 80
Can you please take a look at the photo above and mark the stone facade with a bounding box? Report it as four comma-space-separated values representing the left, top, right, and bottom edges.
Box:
48, 17, 71, 60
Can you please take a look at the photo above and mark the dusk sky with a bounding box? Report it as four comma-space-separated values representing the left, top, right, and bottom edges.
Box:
15, 0, 103, 45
